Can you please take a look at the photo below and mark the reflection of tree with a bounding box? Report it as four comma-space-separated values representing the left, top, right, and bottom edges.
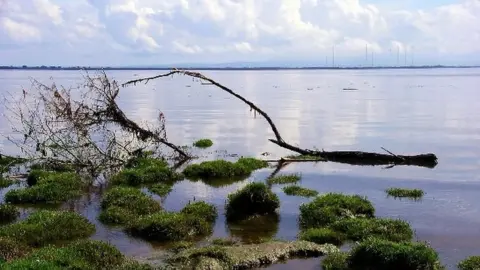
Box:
226, 213, 280, 244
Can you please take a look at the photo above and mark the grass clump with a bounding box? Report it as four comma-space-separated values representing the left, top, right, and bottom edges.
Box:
211, 238, 238, 246
322, 252, 350, 270
267, 173, 301, 185
148, 183, 173, 197
99, 187, 161, 225
0, 210, 95, 247
458, 256, 480, 270
5, 172, 85, 204
225, 182, 280, 222
330, 218, 413, 242
348, 238, 442, 270
183, 158, 268, 179
111, 157, 182, 186
0, 237, 31, 262
0, 177, 16, 189
0, 204, 19, 224
126, 211, 212, 242
2, 240, 127, 269
181, 201, 218, 223
283, 185, 318, 197
299, 228, 344, 246
193, 139, 213, 148
166, 240, 338, 269
386, 187, 425, 199
299, 193, 375, 228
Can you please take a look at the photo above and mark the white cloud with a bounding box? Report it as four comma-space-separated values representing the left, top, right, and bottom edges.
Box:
0, 0, 479, 65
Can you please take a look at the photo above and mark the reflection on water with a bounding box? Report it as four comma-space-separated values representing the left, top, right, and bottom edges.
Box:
1, 68, 480, 269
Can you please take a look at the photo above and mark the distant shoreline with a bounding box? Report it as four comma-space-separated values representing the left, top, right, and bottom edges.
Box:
0, 65, 479, 71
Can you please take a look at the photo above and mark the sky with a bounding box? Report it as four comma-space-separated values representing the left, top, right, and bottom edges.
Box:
0, 0, 479, 67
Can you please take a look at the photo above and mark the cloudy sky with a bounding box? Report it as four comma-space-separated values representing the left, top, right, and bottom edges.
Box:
0, 0, 479, 67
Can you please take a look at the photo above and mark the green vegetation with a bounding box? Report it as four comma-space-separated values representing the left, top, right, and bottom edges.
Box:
0, 210, 95, 247
5, 172, 85, 204
283, 185, 318, 197
99, 186, 161, 225
0, 204, 19, 224
322, 252, 350, 270
330, 218, 413, 242
165, 240, 338, 269
225, 182, 280, 222
126, 211, 212, 242
111, 157, 182, 186
211, 238, 238, 246
29, 161, 75, 173
1, 239, 153, 270
193, 139, 213, 148
0, 237, 30, 262
299, 193, 375, 228
386, 187, 425, 199
299, 228, 344, 246
180, 201, 218, 223
26, 170, 53, 186
0, 155, 25, 173
458, 256, 480, 270
267, 173, 301, 185
168, 241, 195, 252
148, 183, 173, 197
183, 157, 268, 179
0, 177, 16, 189
348, 238, 442, 270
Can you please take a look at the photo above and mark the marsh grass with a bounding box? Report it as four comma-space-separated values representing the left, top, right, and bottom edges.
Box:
321, 251, 350, 270
283, 185, 318, 197
180, 201, 218, 223
111, 157, 183, 186
458, 256, 480, 270
267, 173, 301, 185
193, 139, 213, 148
126, 211, 212, 242
99, 186, 161, 225
0, 177, 16, 189
299, 193, 375, 228
329, 218, 413, 242
225, 182, 280, 222
0, 204, 19, 224
0, 237, 30, 262
1, 240, 153, 269
348, 238, 443, 270
299, 228, 345, 246
183, 157, 268, 180
148, 183, 173, 197
5, 172, 86, 204
386, 188, 424, 199
211, 238, 238, 246
0, 210, 95, 247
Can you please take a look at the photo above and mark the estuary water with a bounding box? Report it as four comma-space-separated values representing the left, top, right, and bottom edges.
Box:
1, 68, 479, 269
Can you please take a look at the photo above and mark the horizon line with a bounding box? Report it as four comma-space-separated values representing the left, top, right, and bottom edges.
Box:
1, 64, 479, 71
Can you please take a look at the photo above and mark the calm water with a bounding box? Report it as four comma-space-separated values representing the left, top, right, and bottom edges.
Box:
1, 68, 480, 269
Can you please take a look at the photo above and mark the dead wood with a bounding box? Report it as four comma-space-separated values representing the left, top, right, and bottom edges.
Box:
123, 69, 438, 169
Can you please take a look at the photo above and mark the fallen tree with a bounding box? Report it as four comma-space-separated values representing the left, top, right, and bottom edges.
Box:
123, 69, 438, 169
2, 71, 191, 176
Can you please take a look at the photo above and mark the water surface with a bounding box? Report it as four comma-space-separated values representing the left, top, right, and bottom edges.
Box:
1, 68, 479, 269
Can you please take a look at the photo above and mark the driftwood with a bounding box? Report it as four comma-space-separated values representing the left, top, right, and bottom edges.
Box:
122, 69, 437, 168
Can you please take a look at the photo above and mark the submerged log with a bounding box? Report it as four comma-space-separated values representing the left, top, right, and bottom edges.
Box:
316, 151, 438, 168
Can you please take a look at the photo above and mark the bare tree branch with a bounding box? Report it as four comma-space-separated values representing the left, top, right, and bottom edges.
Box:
122, 69, 438, 168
